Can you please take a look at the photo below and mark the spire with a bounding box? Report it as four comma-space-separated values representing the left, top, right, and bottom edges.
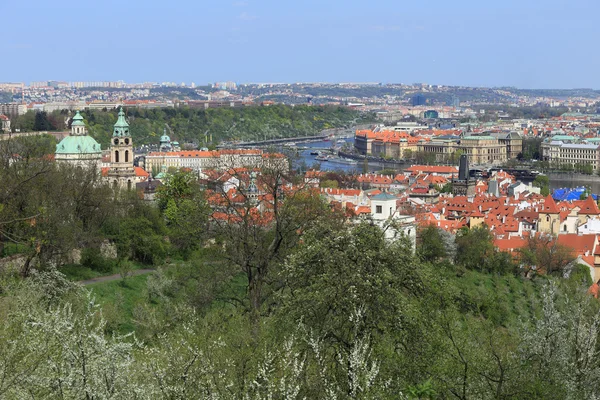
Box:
113, 107, 130, 137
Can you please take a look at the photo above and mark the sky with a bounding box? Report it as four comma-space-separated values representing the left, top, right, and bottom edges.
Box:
4, 0, 599, 88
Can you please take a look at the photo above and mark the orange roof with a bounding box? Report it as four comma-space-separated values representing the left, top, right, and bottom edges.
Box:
579, 195, 600, 215
540, 195, 560, 214
134, 167, 149, 177
494, 237, 527, 252
557, 234, 596, 256
405, 165, 458, 174
588, 282, 600, 298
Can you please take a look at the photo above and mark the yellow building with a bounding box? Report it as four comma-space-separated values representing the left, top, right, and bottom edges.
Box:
459, 136, 507, 165
538, 195, 561, 235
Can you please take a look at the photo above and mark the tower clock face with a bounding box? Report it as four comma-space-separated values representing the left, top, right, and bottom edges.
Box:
114, 138, 119, 145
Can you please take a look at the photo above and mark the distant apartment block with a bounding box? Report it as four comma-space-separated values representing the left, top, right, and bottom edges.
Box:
0, 103, 27, 117
0, 83, 24, 92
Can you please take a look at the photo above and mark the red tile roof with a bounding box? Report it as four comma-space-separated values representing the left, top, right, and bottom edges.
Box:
540, 195, 560, 214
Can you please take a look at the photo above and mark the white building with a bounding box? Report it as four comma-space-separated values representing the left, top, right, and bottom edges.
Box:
369, 192, 416, 250
145, 149, 288, 175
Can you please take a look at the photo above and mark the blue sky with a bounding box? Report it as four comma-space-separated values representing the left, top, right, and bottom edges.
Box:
4, 0, 598, 88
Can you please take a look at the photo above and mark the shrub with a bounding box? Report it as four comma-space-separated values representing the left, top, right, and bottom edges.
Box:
80, 247, 114, 273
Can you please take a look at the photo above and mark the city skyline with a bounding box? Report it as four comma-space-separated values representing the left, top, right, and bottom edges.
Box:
5, 0, 600, 89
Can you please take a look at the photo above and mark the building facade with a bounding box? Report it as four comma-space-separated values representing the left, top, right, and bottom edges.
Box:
0, 103, 27, 117
145, 149, 287, 175
490, 131, 523, 160
541, 140, 599, 171
458, 136, 507, 165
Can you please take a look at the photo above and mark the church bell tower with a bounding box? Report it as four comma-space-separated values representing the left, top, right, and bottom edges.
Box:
108, 107, 135, 189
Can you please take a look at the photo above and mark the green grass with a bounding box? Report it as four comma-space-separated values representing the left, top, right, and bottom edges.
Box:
448, 269, 545, 328
59, 262, 150, 282
87, 274, 151, 334
59, 264, 105, 281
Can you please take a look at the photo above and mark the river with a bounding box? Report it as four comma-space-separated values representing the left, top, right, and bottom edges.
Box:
291, 137, 392, 173
287, 139, 600, 195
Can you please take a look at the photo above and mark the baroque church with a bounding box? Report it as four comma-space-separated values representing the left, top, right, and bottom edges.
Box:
55, 108, 144, 189
55, 110, 102, 166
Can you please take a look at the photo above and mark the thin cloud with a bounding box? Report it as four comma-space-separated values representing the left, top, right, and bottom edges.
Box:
233, 1, 248, 6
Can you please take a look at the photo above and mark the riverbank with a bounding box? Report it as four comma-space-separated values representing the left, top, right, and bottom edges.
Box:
546, 172, 600, 182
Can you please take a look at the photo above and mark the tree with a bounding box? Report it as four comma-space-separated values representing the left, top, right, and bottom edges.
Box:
518, 234, 574, 276
0, 272, 143, 398
455, 226, 495, 271
156, 170, 209, 256
278, 222, 422, 357
33, 111, 55, 131
533, 174, 550, 196
0, 137, 113, 276
418, 224, 447, 262
208, 155, 338, 321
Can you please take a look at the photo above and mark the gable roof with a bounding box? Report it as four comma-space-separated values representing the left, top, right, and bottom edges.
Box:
580, 195, 600, 215
540, 195, 560, 214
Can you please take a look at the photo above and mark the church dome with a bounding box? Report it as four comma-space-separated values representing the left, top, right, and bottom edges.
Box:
56, 135, 102, 155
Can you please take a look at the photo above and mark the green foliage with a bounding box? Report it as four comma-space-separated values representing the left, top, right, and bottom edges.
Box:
33, 111, 55, 131
80, 247, 114, 273
533, 174, 550, 196
417, 224, 447, 262
438, 181, 453, 193
157, 170, 209, 256
279, 222, 422, 352
65, 105, 370, 147
455, 226, 496, 272
319, 179, 339, 188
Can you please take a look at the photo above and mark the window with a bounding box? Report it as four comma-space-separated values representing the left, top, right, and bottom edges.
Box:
376, 205, 382, 214
115, 150, 119, 163
125, 150, 129, 162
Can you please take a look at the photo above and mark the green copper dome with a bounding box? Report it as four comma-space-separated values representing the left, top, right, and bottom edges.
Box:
71, 110, 86, 127
113, 107, 130, 137
56, 135, 102, 154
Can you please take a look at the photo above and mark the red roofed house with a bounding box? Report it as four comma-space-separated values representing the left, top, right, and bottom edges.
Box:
538, 195, 561, 235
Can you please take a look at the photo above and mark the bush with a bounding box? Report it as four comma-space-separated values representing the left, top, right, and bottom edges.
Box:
80, 247, 114, 273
